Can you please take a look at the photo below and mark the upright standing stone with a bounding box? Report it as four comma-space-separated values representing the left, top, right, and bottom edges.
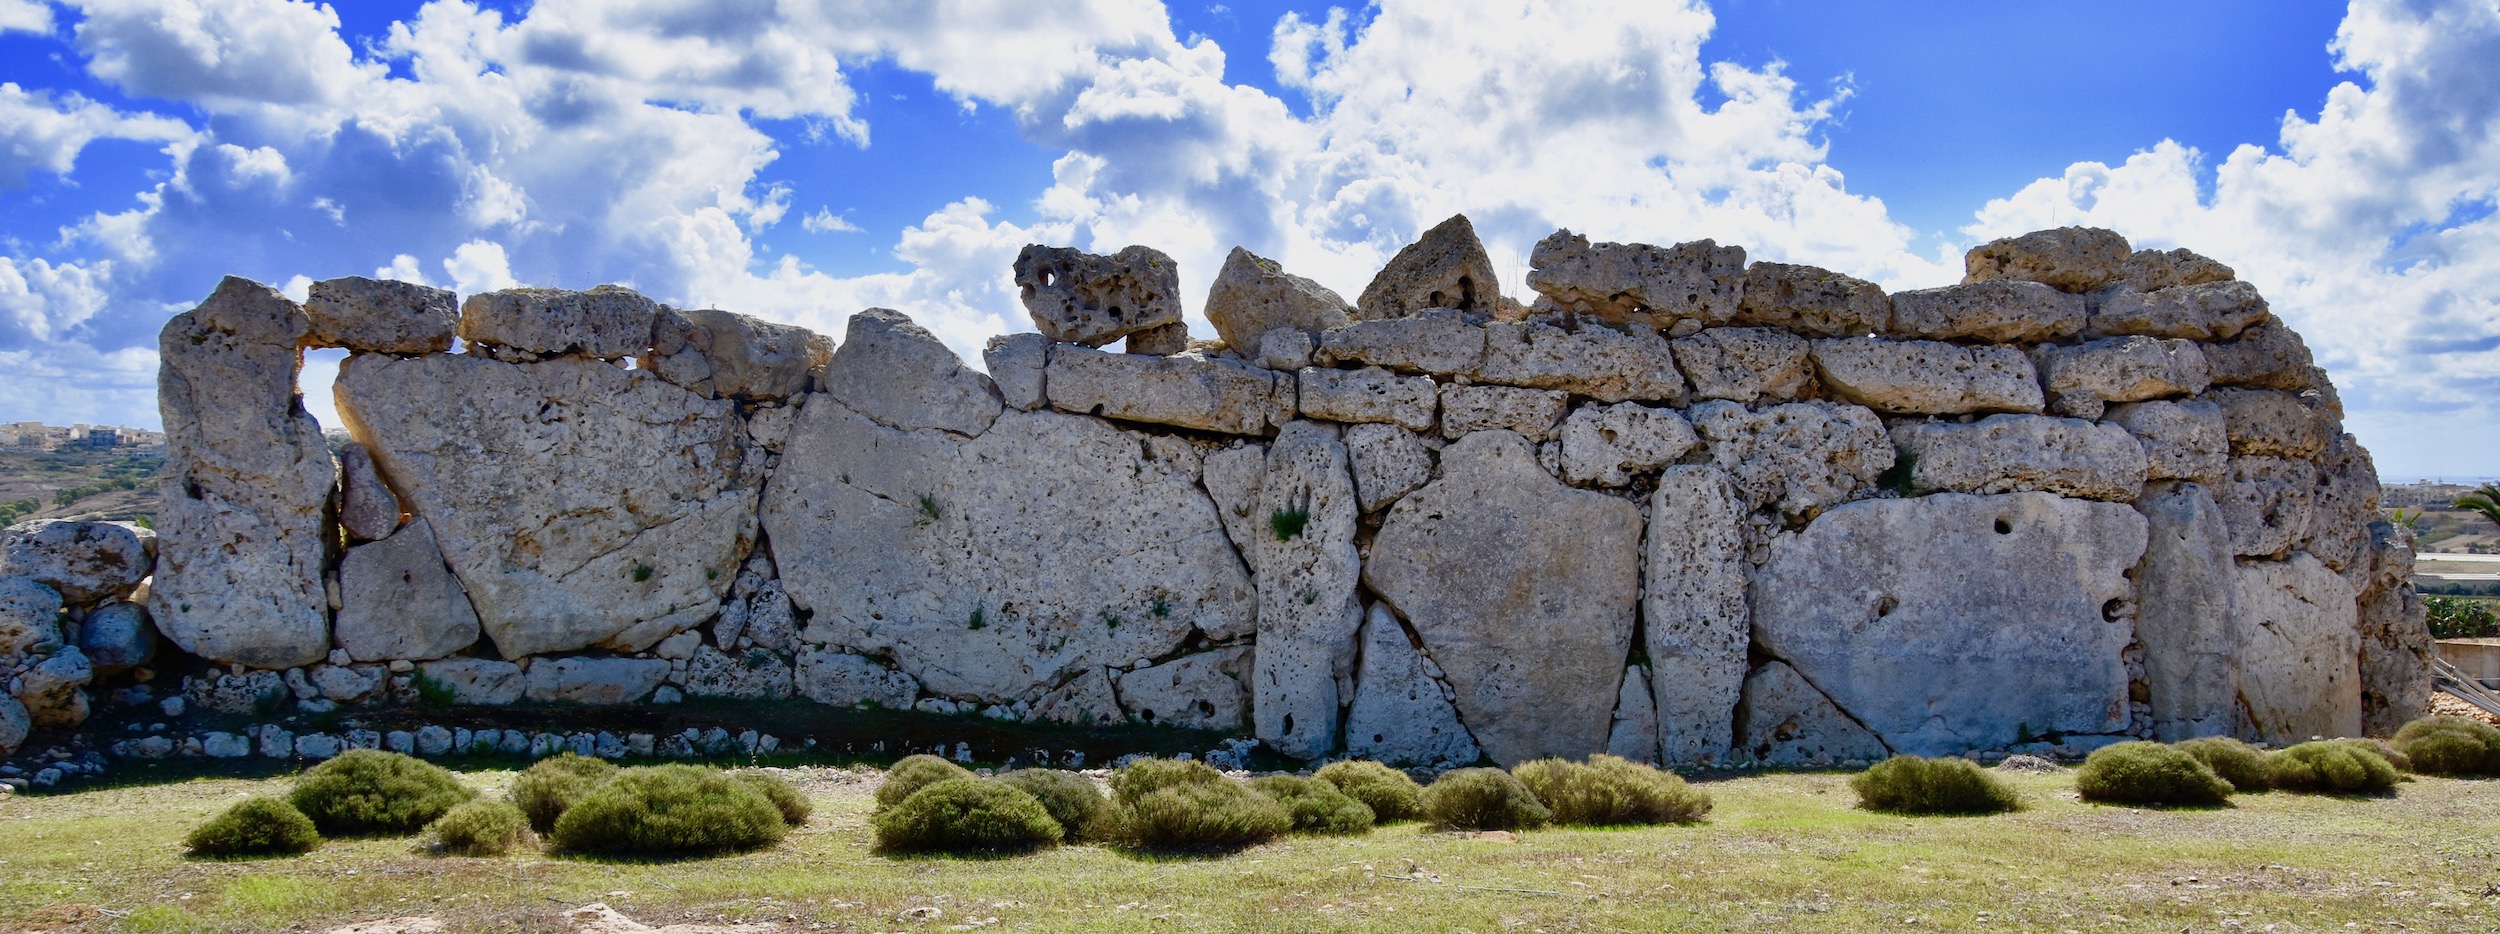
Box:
2356, 522, 2433, 737
2232, 553, 2362, 744
1606, 666, 1661, 764
1343, 603, 1481, 768
331, 518, 480, 663
1644, 466, 1748, 766
1251, 422, 1363, 759
2132, 482, 2240, 740
152, 277, 335, 669
336, 442, 401, 543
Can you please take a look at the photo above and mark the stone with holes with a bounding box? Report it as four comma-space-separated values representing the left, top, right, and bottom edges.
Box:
1343, 603, 1481, 768
1014, 244, 1184, 347
1526, 229, 1745, 330
1115, 646, 1251, 731
1359, 214, 1504, 320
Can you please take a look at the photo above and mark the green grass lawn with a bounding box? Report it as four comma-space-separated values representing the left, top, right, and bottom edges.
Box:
3, 765, 2496, 932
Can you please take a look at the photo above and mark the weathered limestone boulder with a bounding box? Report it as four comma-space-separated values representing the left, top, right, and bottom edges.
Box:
1440, 384, 1567, 441
153, 276, 336, 670
1124, 321, 1190, 355
1200, 443, 1268, 570
1643, 466, 1748, 766
2121, 248, 2235, 292
2132, 482, 2241, 741
1732, 661, 1889, 767
0, 695, 27, 756
2036, 336, 2210, 418
1810, 338, 2044, 416
1031, 669, 1122, 726
1013, 244, 1183, 346
2086, 281, 2268, 341
982, 332, 1049, 411
522, 657, 670, 705
417, 657, 524, 705
1733, 262, 1889, 336
1204, 247, 1351, 351
1888, 415, 2148, 501
2106, 400, 2228, 487
336, 443, 401, 543
648, 307, 832, 402
1606, 666, 1661, 763
682, 645, 794, 700
1752, 493, 2146, 755
762, 402, 1251, 703
1558, 403, 1697, 487
0, 576, 61, 657
2201, 321, 2318, 390
1888, 280, 2086, 343
1256, 328, 1316, 371
2356, 522, 2433, 737
1344, 424, 1432, 514
1687, 400, 1893, 516
2305, 436, 2381, 579
1297, 366, 1436, 431
459, 285, 657, 359
1343, 603, 1481, 768
1114, 645, 1252, 731
332, 519, 480, 663
77, 601, 155, 673
1314, 309, 1489, 375
184, 669, 283, 714
1046, 346, 1293, 436
1671, 327, 1812, 403
2218, 456, 2318, 559
1360, 214, 1503, 320
309, 663, 380, 702
1963, 227, 2130, 292
2232, 553, 2362, 743
336, 353, 761, 658
796, 648, 922, 709
2210, 389, 2333, 460
303, 276, 458, 354
1251, 422, 1364, 759
821, 309, 1001, 435
3, 520, 151, 606
1477, 320, 1687, 404
1365, 430, 1643, 765
14, 646, 90, 727
1525, 230, 1746, 329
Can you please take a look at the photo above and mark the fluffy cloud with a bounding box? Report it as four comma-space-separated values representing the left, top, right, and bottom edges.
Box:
0, 82, 191, 188
0, 0, 53, 34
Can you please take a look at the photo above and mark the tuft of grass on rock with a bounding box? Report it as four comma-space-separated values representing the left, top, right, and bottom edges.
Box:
875, 754, 977, 811
733, 771, 812, 827
1511, 754, 1711, 826
425, 799, 533, 857
549, 764, 789, 857
1853, 755, 2023, 814
1314, 759, 1426, 822
992, 769, 1111, 842
510, 753, 619, 833
872, 778, 1063, 854
290, 749, 476, 836
2264, 740, 2401, 795
2076, 742, 2233, 807
2172, 737, 2271, 793
1248, 775, 1375, 835
2393, 715, 2500, 776
1422, 767, 1552, 831
186, 796, 321, 858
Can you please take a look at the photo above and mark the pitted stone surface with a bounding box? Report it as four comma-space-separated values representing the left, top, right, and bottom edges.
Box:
2219, 456, 2318, 560
1032, 668, 1122, 726
2037, 336, 2210, 418
1644, 466, 1748, 767
797, 648, 922, 709
1360, 214, 1503, 320
982, 333, 1049, 411
1889, 415, 2148, 501
682, 645, 794, 700
2210, 388, 2333, 460
2357, 522, 2432, 737
1314, 309, 1489, 375
15, 646, 91, 727
1344, 423, 1432, 514
1558, 402, 1697, 487
1606, 666, 1661, 764
1125, 321, 1190, 355
1888, 280, 2086, 343
1751, 492, 2146, 755
2106, 399, 2228, 487
332, 518, 480, 663
1251, 422, 1364, 758
337, 443, 402, 543
1013, 244, 1183, 347
1671, 327, 1812, 403
1047, 346, 1292, 436
1115, 645, 1252, 731
458, 285, 658, 359
2132, 482, 2241, 741
1477, 320, 1687, 404
523, 657, 670, 705
1200, 443, 1268, 575
0, 576, 62, 657
1733, 661, 1889, 767
418, 658, 524, 705
1440, 384, 1568, 441
1205, 247, 1351, 352
648, 307, 832, 402
2086, 281, 2268, 341
2233, 553, 2362, 743
2, 520, 153, 605
304, 276, 459, 355
1365, 430, 1642, 765
2306, 436, 2381, 580
1344, 603, 1482, 768
2201, 321, 2319, 390
1687, 400, 1892, 516
1963, 227, 2130, 293
820, 308, 1001, 436
1733, 262, 1889, 337
1810, 338, 2044, 416
77, 601, 155, 673
1525, 229, 1746, 329
1297, 366, 1436, 431
2121, 248, 2236, 293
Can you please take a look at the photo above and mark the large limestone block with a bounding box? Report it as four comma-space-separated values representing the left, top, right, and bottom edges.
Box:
336, 353, 760, 658
1013, 244, 1183, 347
458, 285, 657, 359
332, 519, 480, 663
1733, 262, 1889, 337
1732, 661, 1889, 767
2132, 482, 2241, 741
1440, 384, 1567, 441
1115, 645, 1251, 731
1606, 666, 1661, 764
0, 695, 26, 756
1687, 400, 1893, 516
1887, 280, 2086, 343
1200, 443, 1268, 571
1963, 227, 2130, 292
1313, 309, 1488, 376
1032, 668, 1122, 726
15, 646, 90, 727
2086, 281, 2268, 341
2219, 456, 2317, 559
2106, 400, 2228, 487
2202, 321, 2319, 390
522, 657, 670, 705
648, 307, 833, 402
1046, 346, 1292, 436
761, 402, 1252, 702
1252, 422, 1364, 758
152, 276, 335, 670
1643, 466, 1748, 766
2210, 388, 2333, 460
1525, 229, 1745, 329
2036, 336, 2210, 418
1752, 493, 2146, 755
1558, 403, 1697, 487
819, 308, 1001, 435
336, 443, 401, 543
77, 601, 155, 673
416, 657, 523, 705
1889, 415, 2148, 501
1296, 366, 1436, 431
1671, 327, 1812, 403
1343, 603, 1482, 768
0, 576, 62, 656
1204, 247, 1351, 352
1810, 338, 2044, 416
1359, 214, 1503, 320
1477, 320, 1687, 404
797, 648, 922, 709
2305, 436, 2381, 579
982, 333, 1049, 411
2121, 248, 2235, 292
2233, 553, 2362, 743
1364, 430, 1643, 765
1344, 423, 1432, 514
2, 520, 152, 605
2357, 522, 2432, 737
683, 645, 795, 700
303, 276, 458, 354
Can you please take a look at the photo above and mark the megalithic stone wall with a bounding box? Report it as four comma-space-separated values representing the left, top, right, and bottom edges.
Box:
91, 220, 2432, 770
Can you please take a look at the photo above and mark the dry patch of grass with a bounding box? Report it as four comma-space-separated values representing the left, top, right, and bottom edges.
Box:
1, 767, 2496, 931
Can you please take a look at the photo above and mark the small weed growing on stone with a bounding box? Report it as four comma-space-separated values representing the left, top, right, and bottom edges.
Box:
1102, 610, 1120, 631
1270, 506, 1310, 541
968, 607, 987, 630
1151, 597, 1171, 618
411, 671, 457, 709
1878, 449, 1918, 495
632, 564, 653, 583
916, 493, 942, 526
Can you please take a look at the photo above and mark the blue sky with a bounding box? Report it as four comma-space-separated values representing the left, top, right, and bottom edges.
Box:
0, 0, 2494, 478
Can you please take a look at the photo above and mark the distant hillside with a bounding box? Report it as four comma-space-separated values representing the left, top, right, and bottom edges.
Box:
0, 447, 164, 527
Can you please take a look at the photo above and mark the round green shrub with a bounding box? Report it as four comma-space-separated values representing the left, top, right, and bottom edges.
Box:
290, 749, 476, 836
1107, 757, 1225, 805
186, 796, 321, 857
875, 754, 977, 811
992, 769, 1110, 842
1248, 775, 1374, 835
2337, 738, 2412, 773
733, 771, 812, 827
1115, 781, 1291, 852
2172, 737, 2271, 793
1851, 755, 2023, 814
510, 753, 620, 833
2393, 715, 2500, 776
549, 764, 790, 857
1510, 755, 1711, 826
2075, 742, 2232, 807
1421, 767, 1552, 831
1313, 760, 1425, 822
426, 798, 533, 857
872, 778, 1063, 854
2264, 740, 2401, 795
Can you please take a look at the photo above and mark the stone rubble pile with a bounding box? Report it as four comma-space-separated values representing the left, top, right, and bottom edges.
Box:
0, 218, 2427, 776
